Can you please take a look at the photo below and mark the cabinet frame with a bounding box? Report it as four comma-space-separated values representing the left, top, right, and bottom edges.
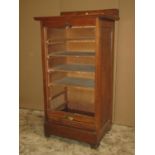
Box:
34, 9, 119, 148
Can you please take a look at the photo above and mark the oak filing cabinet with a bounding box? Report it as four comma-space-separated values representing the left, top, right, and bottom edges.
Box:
34, 9, 119, 148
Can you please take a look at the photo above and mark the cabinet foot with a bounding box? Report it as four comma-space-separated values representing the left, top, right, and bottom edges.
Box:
90, 143, 100, 149
44, 123, 51, 137
44, 130, 50, 137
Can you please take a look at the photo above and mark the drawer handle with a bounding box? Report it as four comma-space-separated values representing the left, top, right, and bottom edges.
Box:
46, 39, 51, 44
64, 115, 74, 121
65, 23, 72, 29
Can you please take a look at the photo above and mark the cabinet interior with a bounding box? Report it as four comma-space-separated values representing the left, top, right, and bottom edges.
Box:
46, 26, 96, 116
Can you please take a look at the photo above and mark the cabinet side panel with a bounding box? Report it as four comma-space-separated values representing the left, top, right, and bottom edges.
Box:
95, 19, 114, 130
40, 23, 49, 119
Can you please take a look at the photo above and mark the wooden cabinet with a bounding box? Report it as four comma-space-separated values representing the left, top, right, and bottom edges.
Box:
34, 9, 119, 148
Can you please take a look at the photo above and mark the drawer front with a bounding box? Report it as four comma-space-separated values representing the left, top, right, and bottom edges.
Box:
47, 111, 96, 131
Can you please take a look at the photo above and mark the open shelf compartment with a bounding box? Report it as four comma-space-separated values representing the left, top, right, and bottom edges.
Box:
48, 64, 95, 73
48, 85, 95, 116
46, 24, 96, 118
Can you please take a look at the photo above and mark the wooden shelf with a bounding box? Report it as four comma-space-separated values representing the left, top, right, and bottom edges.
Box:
49, 77, 94, 88
48, 64, 95, 73
48, 51, 95, 57
46, 37, 95, 45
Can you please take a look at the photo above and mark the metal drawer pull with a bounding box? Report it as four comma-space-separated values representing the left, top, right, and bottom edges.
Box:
46, 39, 51, 44
64, 115, 74, 121
65, 23, 72, 29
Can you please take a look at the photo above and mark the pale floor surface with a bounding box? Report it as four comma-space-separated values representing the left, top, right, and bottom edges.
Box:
20, 109, 135, 155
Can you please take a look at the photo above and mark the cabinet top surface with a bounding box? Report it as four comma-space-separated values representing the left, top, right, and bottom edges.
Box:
34, 9, 119, 21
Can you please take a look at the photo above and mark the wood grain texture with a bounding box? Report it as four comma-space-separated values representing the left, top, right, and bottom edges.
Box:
44, 121, 98, 145
95, 19, 114, 131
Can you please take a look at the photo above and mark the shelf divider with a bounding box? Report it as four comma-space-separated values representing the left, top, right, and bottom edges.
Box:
48, 51, 95, 57
49, 77, 94, 89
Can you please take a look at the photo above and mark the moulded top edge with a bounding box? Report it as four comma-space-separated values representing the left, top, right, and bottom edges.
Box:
34, 9, 119, 21
34, 15, 96, 21
34, 15, 119, 22
61, 9, 119, 18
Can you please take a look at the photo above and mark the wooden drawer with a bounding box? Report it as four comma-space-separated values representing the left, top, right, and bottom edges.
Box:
47, 111, 96, 131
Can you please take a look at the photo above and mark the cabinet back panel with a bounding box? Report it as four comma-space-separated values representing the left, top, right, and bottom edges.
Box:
49, 72, 67, 82
48, 44, 66, 54
48, 57, 67, 68
67, 57, 95, 65
47, 28, 66, 40
67, 87, 95, 113
66, 27, 95, 39
66, 42, 95, 51
49, 86, 65, 98
49, 94, 65, 110
47, 27, 95, 40
49, 86, 95, 114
